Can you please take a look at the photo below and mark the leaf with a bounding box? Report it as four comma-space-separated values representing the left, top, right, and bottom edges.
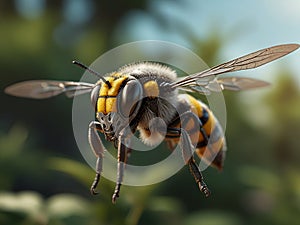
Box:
0, 125, 28, 158
0, 191, 43, 213
184, 211, 242, 225
237, 165, 280, 193
46, 194, 91, 218
47, 157, 94, 186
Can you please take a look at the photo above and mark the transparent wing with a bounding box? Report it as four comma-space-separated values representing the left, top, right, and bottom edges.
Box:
177, 77, 270, 95
4, 80, 95, 99
171, 44, 299, 93
217, 77, 270, 91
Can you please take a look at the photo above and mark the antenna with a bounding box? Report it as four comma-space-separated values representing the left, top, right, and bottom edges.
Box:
72, 60, 112, 88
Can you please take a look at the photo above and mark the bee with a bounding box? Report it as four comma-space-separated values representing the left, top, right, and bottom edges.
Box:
5, 44, 299, 203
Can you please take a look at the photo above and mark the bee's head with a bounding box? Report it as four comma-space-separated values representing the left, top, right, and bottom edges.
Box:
90, 75, 143, 139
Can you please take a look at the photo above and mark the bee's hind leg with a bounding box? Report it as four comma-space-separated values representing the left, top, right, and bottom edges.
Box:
88, 121, 106, 195
166, 111, 211, 197
179, 127, 211, 197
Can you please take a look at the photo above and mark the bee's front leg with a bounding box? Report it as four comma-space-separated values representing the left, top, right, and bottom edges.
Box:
88, 121, 106, 195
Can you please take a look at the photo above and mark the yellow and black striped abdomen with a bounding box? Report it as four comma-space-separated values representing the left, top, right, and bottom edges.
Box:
179, 94, 226, 170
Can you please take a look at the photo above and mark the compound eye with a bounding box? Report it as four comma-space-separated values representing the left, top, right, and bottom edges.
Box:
90, 85, 100, 109
118, 79, 143, 118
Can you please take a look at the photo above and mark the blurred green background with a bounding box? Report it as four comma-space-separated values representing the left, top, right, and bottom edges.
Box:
1, 0, 300, 225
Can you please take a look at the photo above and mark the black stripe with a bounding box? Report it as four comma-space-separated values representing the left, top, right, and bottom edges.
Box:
196, 140, 207, 148
98, 95, 117, 98
199, 107, 209, 126
196, 124, 224, 148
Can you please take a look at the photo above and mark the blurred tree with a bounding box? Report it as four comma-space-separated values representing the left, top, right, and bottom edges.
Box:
263, 72, 300, 166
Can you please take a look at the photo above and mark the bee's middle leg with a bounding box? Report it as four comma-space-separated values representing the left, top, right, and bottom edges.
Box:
112, 130, 131, 204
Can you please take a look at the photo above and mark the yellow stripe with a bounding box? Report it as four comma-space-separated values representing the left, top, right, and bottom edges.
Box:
97, 80, 109, 113
97, 75, 128, 114
144, 80, 159, 98
186, 95, 216, 136
195, 137, 224, 169
186, 95, 224, 168
203, 109, 216, 135
187, 95, 203, 116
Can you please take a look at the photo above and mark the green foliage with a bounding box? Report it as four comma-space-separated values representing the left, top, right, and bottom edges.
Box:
184, 211, 242, 225
0, 191, 93, 225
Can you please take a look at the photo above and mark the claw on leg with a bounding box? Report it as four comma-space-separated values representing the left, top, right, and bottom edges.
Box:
188, 158, 211, 197
112, 183, 121, 204
177, 113, 211, 198
199, 183, 211, 197
90, 173, 100, 195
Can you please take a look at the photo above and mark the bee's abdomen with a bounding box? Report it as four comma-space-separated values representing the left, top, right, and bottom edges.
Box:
178, 94, 226, 170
